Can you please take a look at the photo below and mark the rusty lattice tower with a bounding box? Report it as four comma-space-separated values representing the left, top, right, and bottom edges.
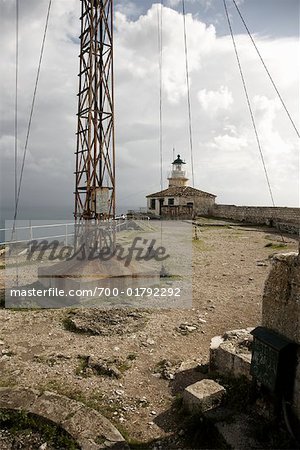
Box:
74, 0, 115, 221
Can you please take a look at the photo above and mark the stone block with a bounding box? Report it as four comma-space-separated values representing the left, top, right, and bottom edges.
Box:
183, 379, 226, 414
210, 329, 253, 379
210, 342, 234, 372
233, 352, 252, 379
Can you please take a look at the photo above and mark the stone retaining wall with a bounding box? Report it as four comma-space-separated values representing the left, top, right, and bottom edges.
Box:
210, 205, 299, 234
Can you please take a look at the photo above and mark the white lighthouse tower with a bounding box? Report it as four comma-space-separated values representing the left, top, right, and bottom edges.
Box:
168, 154, 189, 187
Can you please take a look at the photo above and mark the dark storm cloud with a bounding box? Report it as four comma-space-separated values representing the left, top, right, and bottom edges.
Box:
0, 0, 299, 225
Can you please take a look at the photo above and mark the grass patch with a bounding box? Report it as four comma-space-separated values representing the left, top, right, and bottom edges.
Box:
192, 239, 209, 251
200, 225, 231, 231
62, 317, 87, 334
33, 355, 57, 367
0, 376, 18, 389
75, 355, 90, 377
41, 380, 106, 414
38, 380, 127, 439
195, 217, 226, 224
74, 353, 134, 379
265, 242, 287, 250
41, 379, 122, 419
0, 409, 79, 449
117, 360, 132, 373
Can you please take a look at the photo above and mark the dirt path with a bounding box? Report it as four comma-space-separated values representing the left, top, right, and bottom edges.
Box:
0, 220, 298, 446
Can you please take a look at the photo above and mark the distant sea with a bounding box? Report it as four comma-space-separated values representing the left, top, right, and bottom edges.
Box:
0, 204, 143, 244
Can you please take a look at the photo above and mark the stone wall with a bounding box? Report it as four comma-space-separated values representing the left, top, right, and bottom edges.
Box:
262, 252, 300, 420
189, 196, 216, 215
210, 204, 299, 234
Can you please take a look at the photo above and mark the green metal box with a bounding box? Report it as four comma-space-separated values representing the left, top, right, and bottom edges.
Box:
250, 327, 296, 397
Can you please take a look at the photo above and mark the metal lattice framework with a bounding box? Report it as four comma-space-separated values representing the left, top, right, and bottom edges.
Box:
74, 0, 115, 221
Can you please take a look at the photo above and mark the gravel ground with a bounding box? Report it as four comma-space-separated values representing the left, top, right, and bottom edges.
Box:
0, 219, 298, 446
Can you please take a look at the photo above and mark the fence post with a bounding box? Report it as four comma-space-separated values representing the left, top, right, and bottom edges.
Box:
29, 221, 33, 252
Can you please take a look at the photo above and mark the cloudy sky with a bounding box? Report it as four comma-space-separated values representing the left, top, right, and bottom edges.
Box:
0, 0, 299, 223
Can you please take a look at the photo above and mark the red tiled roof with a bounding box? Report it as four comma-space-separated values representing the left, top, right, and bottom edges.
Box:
146, 186, 216, 198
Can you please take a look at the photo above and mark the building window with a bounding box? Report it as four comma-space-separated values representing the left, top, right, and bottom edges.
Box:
150, 199, 156, 210
187, 202, 193, 208
168, 198, 174, 206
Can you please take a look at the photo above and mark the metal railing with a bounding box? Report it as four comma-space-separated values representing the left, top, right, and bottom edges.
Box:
0, 218, 138, 247
0, 223, 76, 246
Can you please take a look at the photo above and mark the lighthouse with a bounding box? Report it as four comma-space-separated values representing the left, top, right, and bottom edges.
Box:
168, 154, 189, 188
146, 153, 216, 218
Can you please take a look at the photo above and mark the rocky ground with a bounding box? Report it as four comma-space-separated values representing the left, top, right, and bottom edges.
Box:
0, 428, 57, 450
0, 408, 80, 450
0, 219, 298, 448
0, 430, 52, 450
